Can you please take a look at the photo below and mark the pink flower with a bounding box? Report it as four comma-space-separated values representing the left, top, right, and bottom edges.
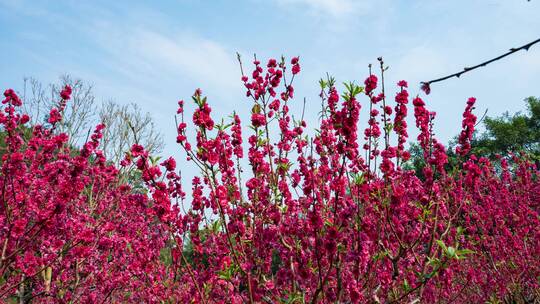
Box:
131, 144, 145, 157
0, 56, 537, 304
364, 75, 378, 94
251, 113, 266, 127
48, 108, 62, 124
421, 82, 431, 95
60, 85, 72, 100
292, 64, 301, 75
161, 157, 176, 171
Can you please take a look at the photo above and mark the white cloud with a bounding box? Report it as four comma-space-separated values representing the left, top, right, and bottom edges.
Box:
276, 0, 356, 17
270, 0, 392, 32
133, 30, 239, 93
88, 21, 240, 97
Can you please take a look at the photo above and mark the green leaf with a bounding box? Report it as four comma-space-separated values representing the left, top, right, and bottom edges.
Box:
149, 155, 162, 166
252, 104, 261, 114
455, 248, 475, 259
427, 256, 441, 268
319, 79, 327, 89
403, 278, 411, 292
436, 240, 447, 251
447, 246, 456, 258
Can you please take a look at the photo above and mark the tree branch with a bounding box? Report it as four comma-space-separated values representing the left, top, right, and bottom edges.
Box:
421, 38, 540, 91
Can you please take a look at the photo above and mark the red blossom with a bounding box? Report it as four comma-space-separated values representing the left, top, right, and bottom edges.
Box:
60, 85, 72, 100
0, 57, 538, 304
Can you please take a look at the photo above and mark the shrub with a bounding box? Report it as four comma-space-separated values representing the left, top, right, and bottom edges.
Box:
0, 88, 170, 302
1, 56, 538, 303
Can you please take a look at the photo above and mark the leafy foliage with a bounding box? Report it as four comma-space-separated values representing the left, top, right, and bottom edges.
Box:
473, 96, 540, 161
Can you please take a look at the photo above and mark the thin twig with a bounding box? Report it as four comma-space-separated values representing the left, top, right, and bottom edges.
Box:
474, 108, 489, 127
421, 38, 540, 87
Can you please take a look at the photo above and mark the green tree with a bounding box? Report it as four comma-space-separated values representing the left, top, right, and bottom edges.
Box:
473, 96, 540, 162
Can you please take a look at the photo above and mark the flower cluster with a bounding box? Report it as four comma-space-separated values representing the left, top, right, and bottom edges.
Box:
0, 89, 172, 302
1, 57, 538, 303
150, 57, 539, 303
456, 97, 477, 156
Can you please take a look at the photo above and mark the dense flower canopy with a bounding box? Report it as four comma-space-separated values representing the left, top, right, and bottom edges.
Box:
0, 57, 538, 303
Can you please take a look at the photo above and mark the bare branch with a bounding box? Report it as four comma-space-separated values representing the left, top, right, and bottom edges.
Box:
20, 75, 163, 166
22, 75, 96, 147
421, 38, 540, 89
99, 101, 164, 165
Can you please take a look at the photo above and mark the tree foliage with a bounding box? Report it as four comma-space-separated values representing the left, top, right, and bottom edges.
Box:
473, 96, 540, 161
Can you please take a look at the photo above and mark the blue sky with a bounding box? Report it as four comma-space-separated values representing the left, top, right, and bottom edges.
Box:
1, 0, 539, 160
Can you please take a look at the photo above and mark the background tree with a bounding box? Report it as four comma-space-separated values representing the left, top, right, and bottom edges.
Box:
20, 75, 164, 164
99, 101, 163, 165
22, 75, 96, 147
473, 96, 540, 161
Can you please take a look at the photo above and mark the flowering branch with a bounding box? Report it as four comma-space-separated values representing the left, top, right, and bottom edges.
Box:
1, 55, 538, 303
